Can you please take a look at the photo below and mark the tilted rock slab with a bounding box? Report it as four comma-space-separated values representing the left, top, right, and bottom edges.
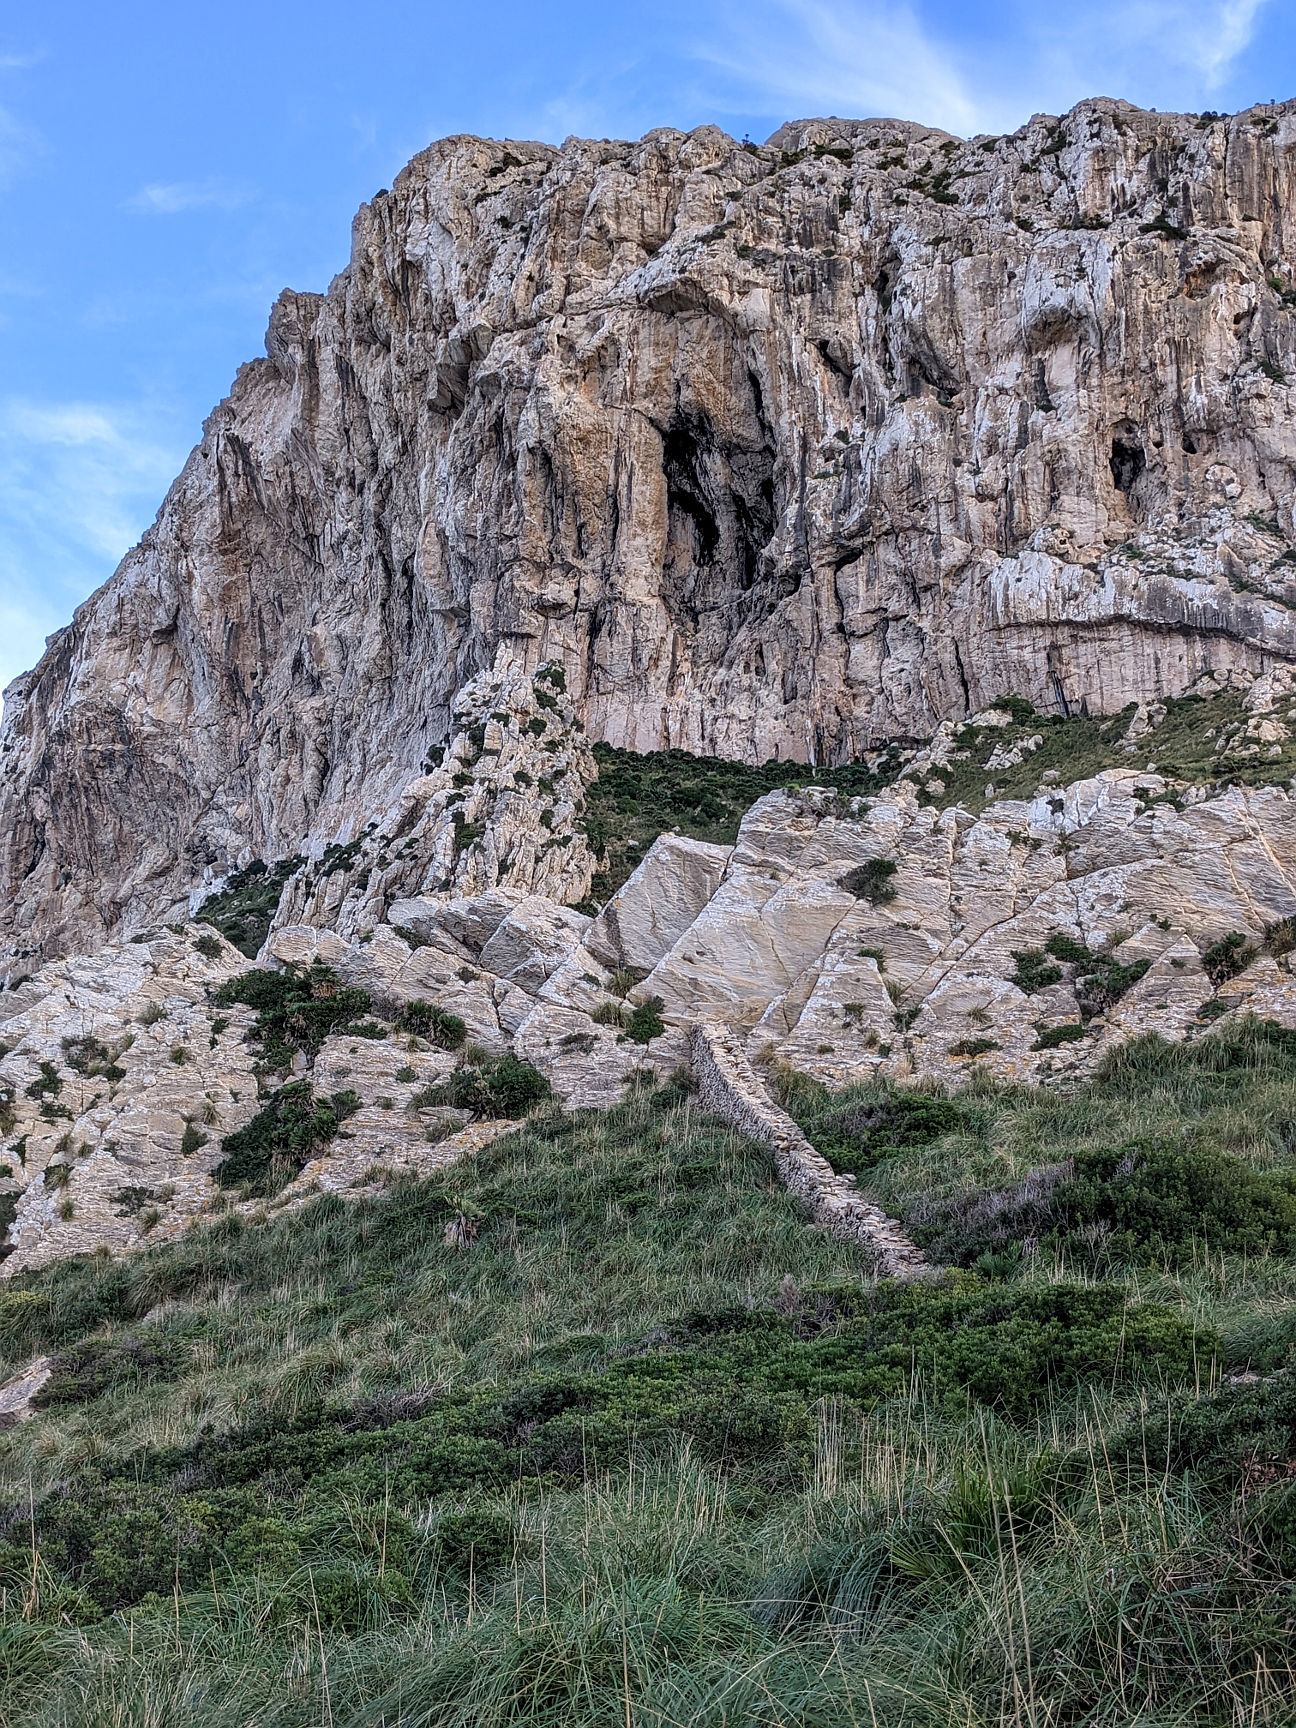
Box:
8, 100, 1296, 962
572, 769, 1296, 1088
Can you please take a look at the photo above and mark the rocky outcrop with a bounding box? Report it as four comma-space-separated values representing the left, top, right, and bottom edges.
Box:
258, 655, 596, 943
6, 99, 1296, 963
0, 1356, 53, 1428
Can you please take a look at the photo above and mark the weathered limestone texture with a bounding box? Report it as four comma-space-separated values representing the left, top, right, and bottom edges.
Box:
265, 656, 596, 943
5, 746, 1296, 1274
0, 1356, 53, 1428
7, 99, 1296, 963
690, 1021, 928, 1278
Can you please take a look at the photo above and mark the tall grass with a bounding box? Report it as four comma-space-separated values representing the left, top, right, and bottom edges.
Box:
5, 1056, 1296, 1724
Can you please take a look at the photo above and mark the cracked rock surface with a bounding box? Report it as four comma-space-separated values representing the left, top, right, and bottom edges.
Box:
6, 741, 1296, 1274
8, 99, 1296, 963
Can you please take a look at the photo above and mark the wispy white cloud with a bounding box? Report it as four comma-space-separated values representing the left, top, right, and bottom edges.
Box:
697, 0, 989, 134
0, 397, 185, 694
1026, 0, 1271, 106
688, 0, 1272, 140
124, 178, 254, 215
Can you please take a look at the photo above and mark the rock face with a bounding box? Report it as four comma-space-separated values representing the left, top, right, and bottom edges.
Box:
260, 656, 597, 943
6, 98, 1296, 963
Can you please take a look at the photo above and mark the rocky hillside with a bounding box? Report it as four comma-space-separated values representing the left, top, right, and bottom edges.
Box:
4, 658, 1296, 1277
10, 97, 1296, 1727
6, 98, 1296, 964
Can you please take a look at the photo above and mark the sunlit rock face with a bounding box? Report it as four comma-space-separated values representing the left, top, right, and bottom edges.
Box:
6, 97, 1296, 963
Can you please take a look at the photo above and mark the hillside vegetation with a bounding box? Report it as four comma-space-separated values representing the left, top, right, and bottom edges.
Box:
580, 689, 1296, 901
3, 1026, 1296, 1724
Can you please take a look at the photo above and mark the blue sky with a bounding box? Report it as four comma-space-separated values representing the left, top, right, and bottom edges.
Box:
1, 0, 1294, 695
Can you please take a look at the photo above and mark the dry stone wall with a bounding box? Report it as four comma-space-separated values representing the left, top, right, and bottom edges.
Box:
690, 1021, 928, 1278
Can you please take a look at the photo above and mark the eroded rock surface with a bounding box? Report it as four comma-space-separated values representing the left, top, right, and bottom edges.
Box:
7, 100, 1296, 963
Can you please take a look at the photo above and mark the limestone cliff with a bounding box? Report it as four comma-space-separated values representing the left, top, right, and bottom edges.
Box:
6, 97, 1296, 963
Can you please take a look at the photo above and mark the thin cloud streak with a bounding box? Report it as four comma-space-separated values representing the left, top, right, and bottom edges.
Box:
1026, 0, 1272, 105
124, 178, 254, 215
690, 0, 1273, 141
697, 0, 990, 135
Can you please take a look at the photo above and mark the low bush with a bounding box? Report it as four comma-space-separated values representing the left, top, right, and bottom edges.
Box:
914, 1139, 1296, 1271
212, 1081, 359, 1195
212, 962, 375, 1069
1033, 1021, 1087, 1049
61, 1035, 127, 1082
774, 1075, 971, 1176
0, 1278, 1201, 1617
627, 995, 666, 1044
1202, 930, 1259, 986
420, 1054, 553, 1119
396, 999, 467, 1049
1056, 1138, 1296, 1261
839, 858, 898, 904
1010, 947, 1062, 993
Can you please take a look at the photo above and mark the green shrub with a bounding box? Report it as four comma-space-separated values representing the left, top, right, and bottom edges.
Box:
777, 1079, 969, 1176
1013, 933, 1149, 1014
213, 963, 374, 1070
421, 1054, 553, 1119
396, 1000, 467, 1050
1072, 952, 1150, 1014
1202, 931, 1258, 986
627, 996, 667, 1045
33, 1334, 188, 1411
25, 1061, 62, 1102
1033, 1021, 1087, 1049
582, 742, 898, 900
1057, 1139, 1296, 1261
1010, 948, 1063, 993
212, 1082, 359, 1195
61, 1036, 127, 1082
1043, 931, 1090, 963
2, 1278, 1200, 1616
949, 1037, 998, 1057
839, 859, 898, 904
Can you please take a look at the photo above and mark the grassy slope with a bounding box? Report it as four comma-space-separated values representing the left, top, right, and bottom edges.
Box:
5, 1050, 1296, 1724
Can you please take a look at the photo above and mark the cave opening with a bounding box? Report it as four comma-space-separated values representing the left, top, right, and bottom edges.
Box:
659, 410, 777, 625
1110, 424, 1146, 493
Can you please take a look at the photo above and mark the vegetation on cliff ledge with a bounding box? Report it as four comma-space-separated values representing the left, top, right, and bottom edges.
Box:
581, 687, 1296, 902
